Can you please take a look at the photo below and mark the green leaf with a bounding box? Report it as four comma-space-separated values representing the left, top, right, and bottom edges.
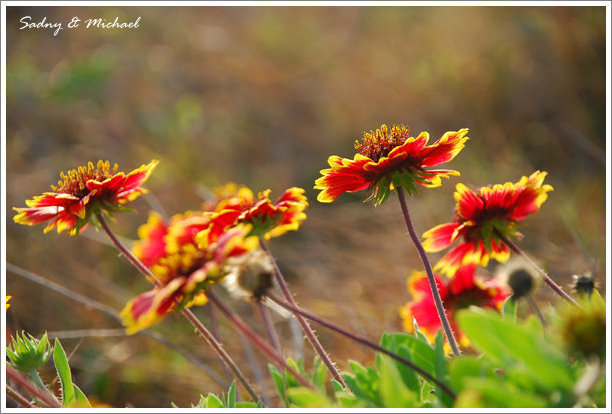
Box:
287, 387, 332, 407
227, 380, 236, 408
433, 331, 452, 407
311, 357, 328, 391
53, 339, 75, 407
331, 379, 344, 392
502, 296, 517, 321
205, 393, 224, 408
412, 318, 431, 345
456, 377, 547, 408
268, 364, 288, 406
378, 356, 417, 407
73, 385, 91, 408
456, 308, 574, 390
236, 402, 258, 408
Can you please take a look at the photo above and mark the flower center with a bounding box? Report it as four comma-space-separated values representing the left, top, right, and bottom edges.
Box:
51, 160, 118, 197
354, 124, 410, 162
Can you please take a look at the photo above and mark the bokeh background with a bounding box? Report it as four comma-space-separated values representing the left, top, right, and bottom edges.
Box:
5, 5, 606, 408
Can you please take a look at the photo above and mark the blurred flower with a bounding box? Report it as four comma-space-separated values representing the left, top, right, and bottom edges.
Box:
121, 224, 258, 334
13, 160, 158, 236
7, 332, 52, 372
204, 186, 308, 243
315, 124, 469, 205
400, 264, 509, 349
6, 295, 11, 310
132, 210, 212, 283
558, 291, 605, 360
423, 171, 553, 277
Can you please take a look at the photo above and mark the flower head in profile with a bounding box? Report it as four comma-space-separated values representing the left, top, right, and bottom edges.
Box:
423, 171, 553, 277
13, 160, 158, 236
121, 220, 258, 334
400, 264, 509, 349
315, 124, 469, 205
203, 185, 308, 243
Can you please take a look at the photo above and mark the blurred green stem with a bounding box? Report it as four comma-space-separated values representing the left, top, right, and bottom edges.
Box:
259, 237, 349, 389
396, 187, 461, 356
495, 230, 578, 305
94, 213, 262, 403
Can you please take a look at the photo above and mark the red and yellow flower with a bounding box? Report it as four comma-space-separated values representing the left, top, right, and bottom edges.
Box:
315, 124, 469, 205
400, 264, 509, 350
13, 160, 158, 236
422, 171, 553, 277
122, 214, 258, 334
202, 185, 308, 244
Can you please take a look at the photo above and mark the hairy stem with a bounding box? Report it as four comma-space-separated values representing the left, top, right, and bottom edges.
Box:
207, 289, 316, 391
94, 213, 261, 403
396, 188, 461, 356
495, 230, 578, 305
6, 366, 60, 408
259, 238, 348, 389
266, 293, 456, 399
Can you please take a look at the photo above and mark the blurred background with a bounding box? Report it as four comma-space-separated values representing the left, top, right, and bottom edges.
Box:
5, 5, 606, 408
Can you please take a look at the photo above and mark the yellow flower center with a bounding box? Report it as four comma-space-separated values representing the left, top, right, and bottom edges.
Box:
51, 160, 118, 197
354, 124, 410, 162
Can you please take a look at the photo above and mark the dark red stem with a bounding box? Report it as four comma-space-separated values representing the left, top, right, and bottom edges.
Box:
396, 188, 461, 356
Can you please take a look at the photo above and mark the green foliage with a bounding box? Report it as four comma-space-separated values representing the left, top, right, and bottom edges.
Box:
267, 332, 452, 408
53, 339, 91, 408
453, 306, 606, 408
7, 332, 52, 372
184, 381, 262, 408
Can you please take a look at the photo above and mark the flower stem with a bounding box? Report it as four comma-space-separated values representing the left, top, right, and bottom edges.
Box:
395, 188, 461, 356
94, 213, 261, 403
207, 289, 316, 391
259, 237, 349, 389
6, 366, 60, 408
495, 230, 578, 305
266, 293, 457, 400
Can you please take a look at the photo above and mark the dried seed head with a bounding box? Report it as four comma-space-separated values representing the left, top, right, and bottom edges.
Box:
224, 250, 274, 300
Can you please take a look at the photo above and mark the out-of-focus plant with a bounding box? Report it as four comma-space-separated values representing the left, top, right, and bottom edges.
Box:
6, 333, 92, 408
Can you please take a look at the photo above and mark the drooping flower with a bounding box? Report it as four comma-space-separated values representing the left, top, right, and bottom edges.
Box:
399, 264, 509, 349
203, 186, 308, 243
13, 160, 158, 236
121, 223, 258, 334
315, 124, 469, 205
422, 171, 553, 277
